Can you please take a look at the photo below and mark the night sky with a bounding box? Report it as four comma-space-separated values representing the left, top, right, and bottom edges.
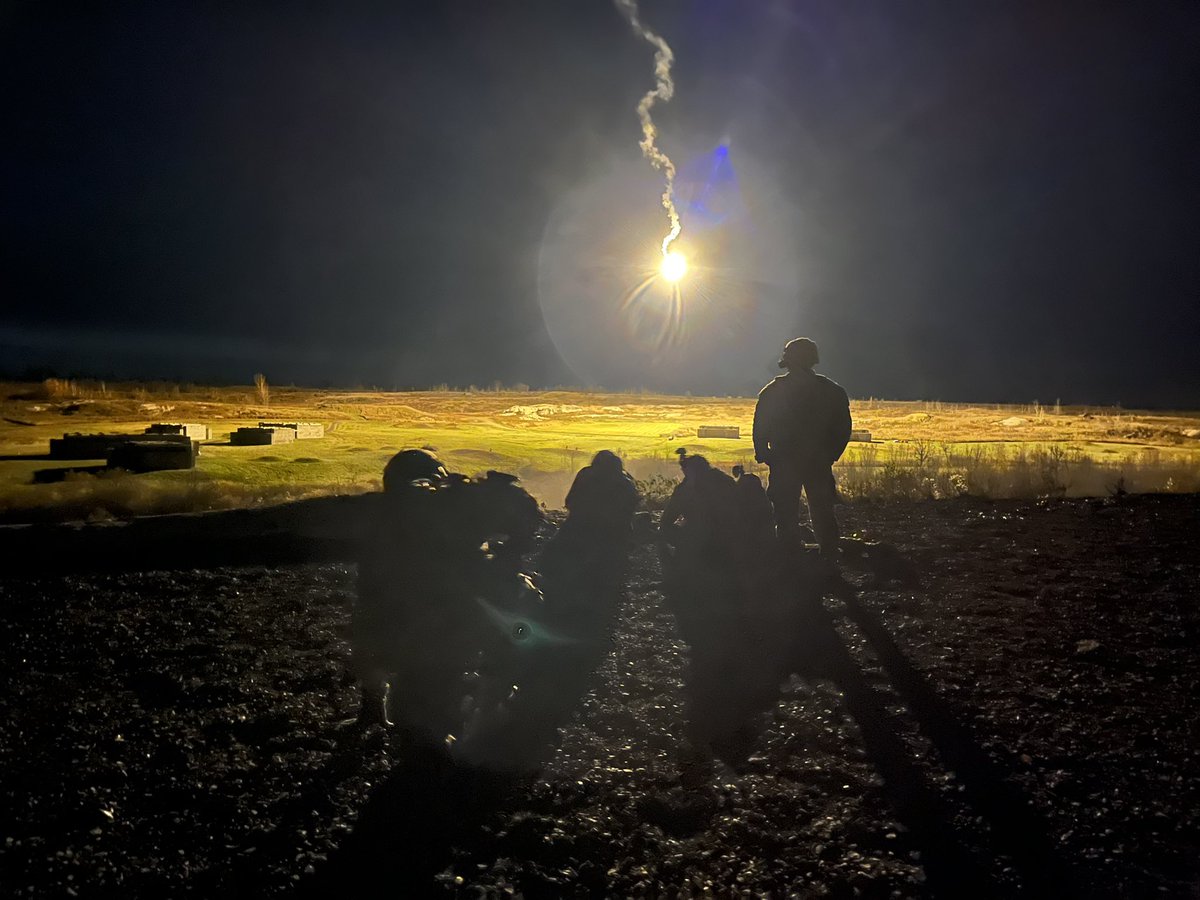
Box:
3, 1, 1197, 406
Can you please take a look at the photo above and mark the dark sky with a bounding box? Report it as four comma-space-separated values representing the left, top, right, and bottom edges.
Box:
3, 1, 1197, 405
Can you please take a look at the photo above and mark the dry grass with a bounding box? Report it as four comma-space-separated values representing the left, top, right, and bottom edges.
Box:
1, 381, 1197, 522
0, 468, 349, 526
836, 442, 1200, 501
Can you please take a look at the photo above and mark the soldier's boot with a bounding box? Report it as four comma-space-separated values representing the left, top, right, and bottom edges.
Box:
355, 681, 393, 729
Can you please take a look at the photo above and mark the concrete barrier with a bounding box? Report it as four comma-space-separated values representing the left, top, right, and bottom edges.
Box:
146, 423, 211, 440
231, 426, 296, 445
259, 421, 324, 439
108, 439, 198, 472
697, 425, 741, 439
48, 433, 134, 460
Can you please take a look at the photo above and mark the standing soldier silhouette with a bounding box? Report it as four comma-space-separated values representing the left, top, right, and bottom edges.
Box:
753, 337, 852, 557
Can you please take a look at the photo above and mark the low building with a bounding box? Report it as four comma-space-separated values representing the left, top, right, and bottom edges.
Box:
146, 423, 211, 440
849, 429, 873, 442
696, 425, 741, 439
259, 421, 324, 439
48, 432, 168, 459
108, 439, 198, 473
231, 426, 296, 446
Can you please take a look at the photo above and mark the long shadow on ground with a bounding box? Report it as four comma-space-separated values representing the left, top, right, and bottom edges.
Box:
298, 739, 527, 898
792, 557, 1087, 897
837, 586, 1087, 897
668, 540, 1087, 898
302, 531, 1084, 897
300, 532, 630, 897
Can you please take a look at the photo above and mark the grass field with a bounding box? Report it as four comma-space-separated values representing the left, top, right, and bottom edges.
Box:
2, 380, 1198, 522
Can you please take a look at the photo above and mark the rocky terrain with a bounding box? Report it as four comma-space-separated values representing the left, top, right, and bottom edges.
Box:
1, 494, 1197, 897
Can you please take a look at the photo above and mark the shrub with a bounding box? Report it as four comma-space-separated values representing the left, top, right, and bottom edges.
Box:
635, 473, 679, 510
254, 373, 270, 406
830, 440, 1184, 501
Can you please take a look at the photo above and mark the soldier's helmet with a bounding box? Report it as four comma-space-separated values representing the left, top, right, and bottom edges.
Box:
483, 470, 520, 486
675, 448, 709, 478
478, 470, 542, 518
382, 448, 448, 492
590, 450, 624, 474
737, 471, 764, 490
779, 337, 820, 370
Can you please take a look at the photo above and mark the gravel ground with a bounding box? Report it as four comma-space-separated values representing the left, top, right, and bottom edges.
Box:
1, 494, 1197, 898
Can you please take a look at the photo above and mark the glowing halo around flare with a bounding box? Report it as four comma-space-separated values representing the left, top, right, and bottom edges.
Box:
534, 144, 802, 393
660, 250, 688, 282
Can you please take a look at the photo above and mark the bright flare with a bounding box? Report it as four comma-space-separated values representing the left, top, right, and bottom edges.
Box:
660, 250, 688, 282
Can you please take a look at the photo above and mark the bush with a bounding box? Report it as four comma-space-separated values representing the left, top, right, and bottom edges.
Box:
634, 473, 679, 510
835, 440, 1200, 501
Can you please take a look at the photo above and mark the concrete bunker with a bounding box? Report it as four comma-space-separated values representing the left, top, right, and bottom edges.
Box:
231, 427, 296, 446
696, 425, 741, 439
259, 422, 324, 439
146, 423, 211, 440
108, 439, 198, 473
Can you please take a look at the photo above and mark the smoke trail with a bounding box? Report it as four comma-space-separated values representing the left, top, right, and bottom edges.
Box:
614, 0, 681, 256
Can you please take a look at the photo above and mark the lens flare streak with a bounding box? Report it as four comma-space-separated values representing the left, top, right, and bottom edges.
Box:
621, 265, 687, 353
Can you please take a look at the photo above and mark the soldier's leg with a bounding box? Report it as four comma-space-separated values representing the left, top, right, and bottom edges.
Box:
357, 678, 393, 728
767, 463, 802, 537
346, 630, 393, 729
803, 468, 840, 557
349, 605, 394, 728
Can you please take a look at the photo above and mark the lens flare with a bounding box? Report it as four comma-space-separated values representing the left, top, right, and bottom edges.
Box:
536, 145, 802, 392
660, 250, 688, 282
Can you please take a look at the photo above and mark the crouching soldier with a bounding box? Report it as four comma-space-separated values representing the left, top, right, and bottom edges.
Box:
732, 464, 776, 557
658, 450, 739, 583
540, 449, 640, 616
557, 451, 639, 550
427, 469, 544, 607
471, 470, 544, 579
351, 449, 448, 729
351, 451, 545, 740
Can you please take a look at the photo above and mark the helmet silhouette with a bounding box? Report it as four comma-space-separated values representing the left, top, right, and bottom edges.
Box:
779, 337, 819, 370
382, 449, 448, 491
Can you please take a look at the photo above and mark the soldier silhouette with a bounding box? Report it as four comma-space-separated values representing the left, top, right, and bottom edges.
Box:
659, 449, 739, 573
352, 449, 448, 729
539, 449, 639, 614
351, 451, 544, 735
559, 450, 639, 547
753, 337, 852, 557
731, 464, 776, 556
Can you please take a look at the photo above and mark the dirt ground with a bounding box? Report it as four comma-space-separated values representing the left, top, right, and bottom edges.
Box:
1, 494, 1197, 898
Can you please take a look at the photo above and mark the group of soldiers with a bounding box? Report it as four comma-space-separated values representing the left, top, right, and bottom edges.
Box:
656, 336, 851, 562
351, 337, 852, 765
351, 444, 641, 757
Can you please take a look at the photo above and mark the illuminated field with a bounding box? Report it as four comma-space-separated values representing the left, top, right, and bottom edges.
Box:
1, 382, 1197, 522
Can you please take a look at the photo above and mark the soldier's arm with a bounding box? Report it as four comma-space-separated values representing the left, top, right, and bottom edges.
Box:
563, 468, 587, 512
752, 391, 772, 463
660, 485, 684, 532
518, 491, 544, 540
620, 474, 641, 518
830, 386, 852, 463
